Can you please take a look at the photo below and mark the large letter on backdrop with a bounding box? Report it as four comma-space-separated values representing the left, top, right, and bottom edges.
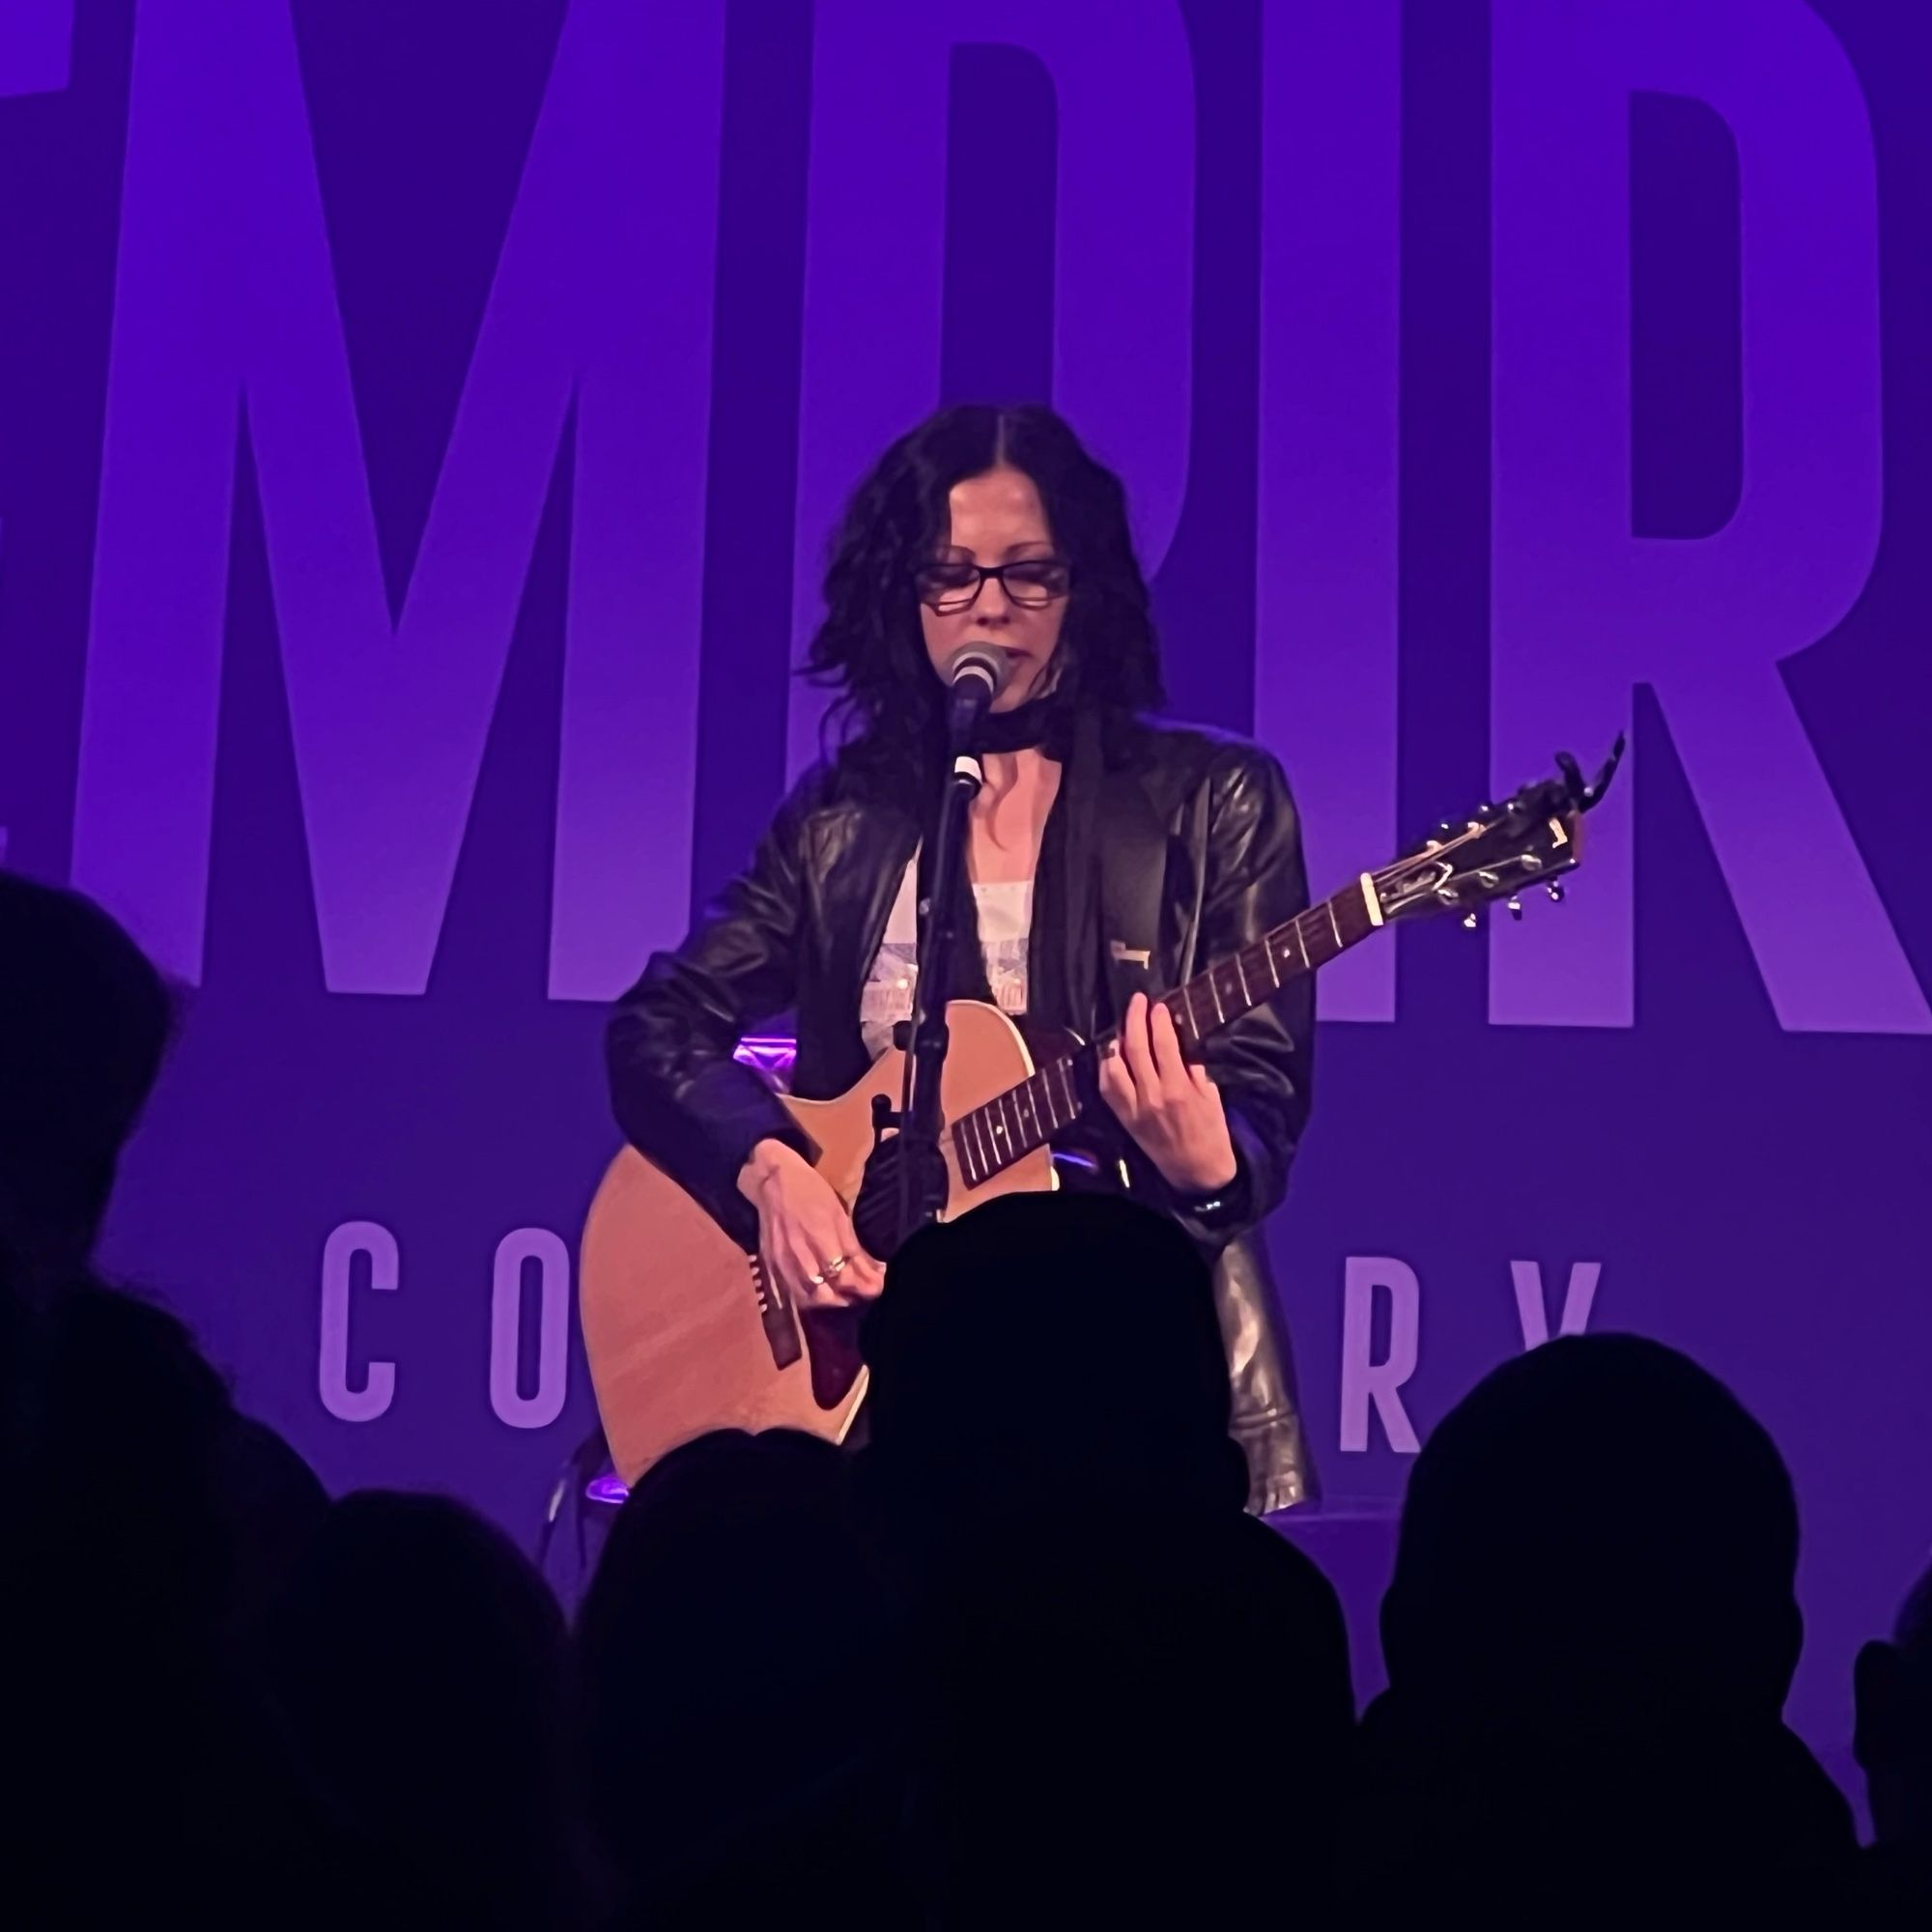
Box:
319, 1221, 399, 1425
1339, 1255, 1421, 1454
1491, 0, 1927, 1032
489, 1229, 572, 1431
0, 1, 75, 865
0, 0, 71, 95
1255, 0, 1401, 1021
785, 0, 1194, 778
73, 0, 724, 998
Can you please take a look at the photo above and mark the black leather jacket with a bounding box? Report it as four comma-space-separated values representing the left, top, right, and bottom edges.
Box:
607, 716, 1316, 1512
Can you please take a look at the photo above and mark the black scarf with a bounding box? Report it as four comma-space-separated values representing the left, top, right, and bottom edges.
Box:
973, 691, 1077, 758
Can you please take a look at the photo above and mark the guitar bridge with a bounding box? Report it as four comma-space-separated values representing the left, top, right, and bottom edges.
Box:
751, 1252, 803, 1370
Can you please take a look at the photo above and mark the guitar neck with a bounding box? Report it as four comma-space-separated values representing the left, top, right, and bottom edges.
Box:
950, 875, 1383, 1191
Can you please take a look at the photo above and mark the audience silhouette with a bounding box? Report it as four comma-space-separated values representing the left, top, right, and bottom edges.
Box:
574, 1428, 904, 1927
1357, 1333, 1858, 1921
863, 1193, 1355, 1924
0, 871, 1910, 1927
0, 872, 174, 1285
1, 874, 346, 1925
858, 1189, 1251, 1554
1856, 1559, 1932, 1923
256, 1490, 581, 1928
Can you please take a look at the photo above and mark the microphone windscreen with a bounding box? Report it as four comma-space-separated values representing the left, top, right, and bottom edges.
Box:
945, 643, 1012, 696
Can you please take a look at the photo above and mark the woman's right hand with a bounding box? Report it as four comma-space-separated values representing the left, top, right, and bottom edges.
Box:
736, 1140, 886, 1312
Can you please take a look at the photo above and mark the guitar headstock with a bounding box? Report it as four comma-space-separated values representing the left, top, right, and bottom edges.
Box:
1373, 738, 1625, 928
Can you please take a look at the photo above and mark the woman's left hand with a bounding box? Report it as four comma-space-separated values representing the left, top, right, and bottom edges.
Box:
1097, 991, 1240, 1197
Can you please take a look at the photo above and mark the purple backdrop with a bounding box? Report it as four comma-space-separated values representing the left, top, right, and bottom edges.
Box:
3, 0, 1929, 1792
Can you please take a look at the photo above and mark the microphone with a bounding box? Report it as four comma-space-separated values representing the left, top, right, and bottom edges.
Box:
944, 642, 1012, 751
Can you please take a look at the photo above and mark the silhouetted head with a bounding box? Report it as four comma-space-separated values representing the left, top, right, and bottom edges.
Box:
9, 1278, 237, 1662
0, 873, 173, 1275
4, 1281, 347, 1932
257, 1491, 572, 1925
575, 1430, 892, 1902
1857, 1559, 1932, 1856
859, 1192, 1246, 1561
1383, 1334, 1803, 1730
5, 1269, 325, 1657
903, 1510, 1354, 1925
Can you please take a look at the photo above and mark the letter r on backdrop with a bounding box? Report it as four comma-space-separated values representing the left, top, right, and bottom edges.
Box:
1340, 1255, 1421, 1453
1491, 0, 1929, 1034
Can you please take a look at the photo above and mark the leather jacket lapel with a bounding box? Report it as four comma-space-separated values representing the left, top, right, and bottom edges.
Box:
851, 806, 920, 1001
802, 801, 918, 1095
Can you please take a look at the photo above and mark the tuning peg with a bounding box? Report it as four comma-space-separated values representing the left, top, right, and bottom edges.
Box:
1547, 883, 1565, 904
1462, 910, 1480, 930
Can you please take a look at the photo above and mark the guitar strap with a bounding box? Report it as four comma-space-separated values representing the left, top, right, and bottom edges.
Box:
966, 707, 1169, 1037
1094, 726, 1172, 1028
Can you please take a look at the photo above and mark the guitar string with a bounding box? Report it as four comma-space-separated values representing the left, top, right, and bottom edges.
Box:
936, 811, 1550, 1176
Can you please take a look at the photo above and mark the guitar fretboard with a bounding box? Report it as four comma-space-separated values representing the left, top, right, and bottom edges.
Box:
950, 877, 1379, 1188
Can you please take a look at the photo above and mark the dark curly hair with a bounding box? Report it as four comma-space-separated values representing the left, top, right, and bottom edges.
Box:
803, 404, 1165, 785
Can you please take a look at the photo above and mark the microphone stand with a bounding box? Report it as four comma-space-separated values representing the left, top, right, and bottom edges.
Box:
895, 744, 983, 1244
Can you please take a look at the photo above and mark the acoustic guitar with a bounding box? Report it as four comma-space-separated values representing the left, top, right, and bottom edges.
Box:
581, 748, 1620, 1485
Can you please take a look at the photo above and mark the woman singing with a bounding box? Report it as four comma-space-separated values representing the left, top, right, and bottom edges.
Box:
607, 404, 1314, 1511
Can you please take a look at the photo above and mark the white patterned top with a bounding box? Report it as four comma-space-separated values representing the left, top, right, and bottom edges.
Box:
860, 857, 1034, 1062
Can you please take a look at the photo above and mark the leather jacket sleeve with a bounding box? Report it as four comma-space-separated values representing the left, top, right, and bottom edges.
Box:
1167, 746, 1314, 1250
605, 775, 818, 1229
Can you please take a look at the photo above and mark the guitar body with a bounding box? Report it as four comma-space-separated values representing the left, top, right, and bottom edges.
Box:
581, 1001, 1056, 1486
581, 748, 1613, 1488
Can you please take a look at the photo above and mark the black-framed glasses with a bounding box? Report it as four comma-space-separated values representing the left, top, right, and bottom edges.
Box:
913, 556, 1072, 612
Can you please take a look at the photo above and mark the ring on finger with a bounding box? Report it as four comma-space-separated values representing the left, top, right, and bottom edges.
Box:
823, 1254, 849, 1278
